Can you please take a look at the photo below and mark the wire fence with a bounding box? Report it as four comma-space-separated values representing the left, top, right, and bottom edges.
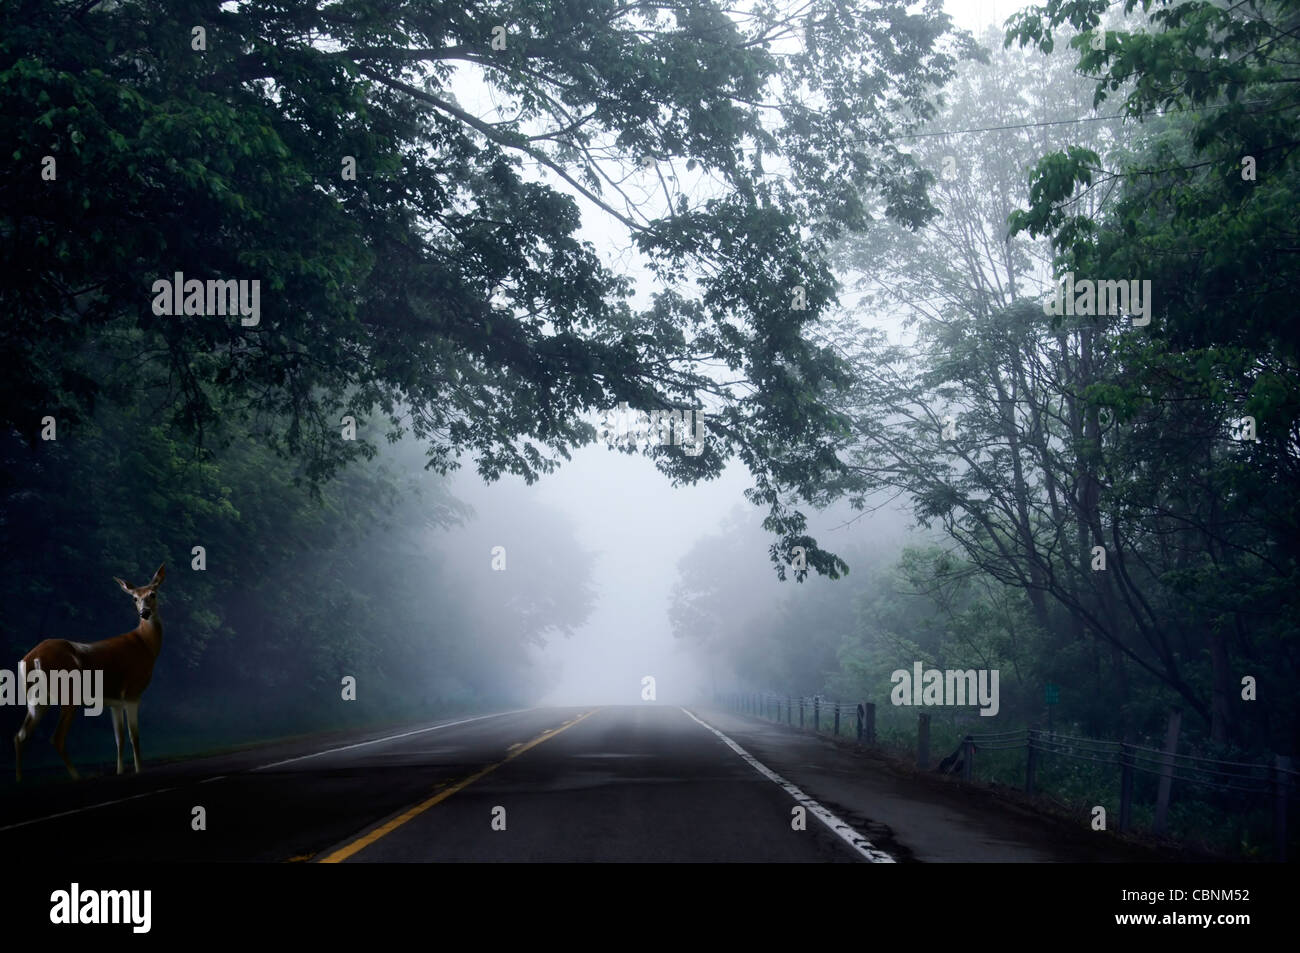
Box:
716, 690, 1296, 861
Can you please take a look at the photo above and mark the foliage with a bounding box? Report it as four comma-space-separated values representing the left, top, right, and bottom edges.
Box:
0, 0, 974, 574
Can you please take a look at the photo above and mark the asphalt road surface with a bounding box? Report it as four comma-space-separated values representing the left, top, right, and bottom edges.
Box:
0, 705, 1146, 862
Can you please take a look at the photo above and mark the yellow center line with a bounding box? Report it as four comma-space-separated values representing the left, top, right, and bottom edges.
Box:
316, 708, 600, 863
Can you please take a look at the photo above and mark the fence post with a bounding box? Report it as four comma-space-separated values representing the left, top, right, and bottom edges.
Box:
1153, 709, 1181, 835
961, 735, 974, 781
1118, 743, 1135, 832
1026, 728, 1038, 796
786, 695, 792, 724
865, 703, 876, 745
814, 696, 820, 732
834, 702, 841, 737
799, 698, 804, 728
856, 703, 864, 742
917, 713, 931, 770
1274, 754, 1292, 862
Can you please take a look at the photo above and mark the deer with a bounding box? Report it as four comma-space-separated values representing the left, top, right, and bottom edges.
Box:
14, 564, 165, 782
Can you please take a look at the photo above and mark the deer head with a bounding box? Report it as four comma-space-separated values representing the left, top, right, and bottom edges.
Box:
113, 564, 166, 621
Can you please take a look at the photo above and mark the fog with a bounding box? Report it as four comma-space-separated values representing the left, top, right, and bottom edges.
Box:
4, 0, 1291, 869
435, 439, 914, 707
425, 0, 1022, 707
454, 451, 749, 705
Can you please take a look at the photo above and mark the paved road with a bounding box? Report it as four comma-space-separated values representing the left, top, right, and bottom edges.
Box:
0, 705, 1145, 862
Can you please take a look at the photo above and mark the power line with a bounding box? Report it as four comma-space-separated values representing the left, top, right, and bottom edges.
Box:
735, 107, 1127, 162
732, 98, 1273, 165
844, 97, 1272, 147
883, 110, 1128, 142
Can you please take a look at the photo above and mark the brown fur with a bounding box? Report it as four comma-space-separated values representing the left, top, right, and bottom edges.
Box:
14, 564, 164, 781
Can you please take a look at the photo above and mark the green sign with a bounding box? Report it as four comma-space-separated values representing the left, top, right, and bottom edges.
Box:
1045, 683, 1060, 705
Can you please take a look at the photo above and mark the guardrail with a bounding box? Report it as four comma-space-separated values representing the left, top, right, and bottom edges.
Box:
716, 690, 1297, 860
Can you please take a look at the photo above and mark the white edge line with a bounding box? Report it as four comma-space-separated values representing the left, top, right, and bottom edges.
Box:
0, 786, 179, 833
680, 707, 896, 863
250, 708, 532, 771
0, 710, 531, 833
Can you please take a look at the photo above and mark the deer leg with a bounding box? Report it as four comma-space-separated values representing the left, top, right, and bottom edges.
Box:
125, 702, 142, 773
14, 702, 48, 783
51, 703, 80, 780
110, 705, 125, 775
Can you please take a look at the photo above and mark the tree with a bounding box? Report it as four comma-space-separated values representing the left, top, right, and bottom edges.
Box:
0, 397, 598, 749
823, 33, 1184, 716
1004, 0, 1300, 747
817, 11, 1300, 746
1, 0, 973, 574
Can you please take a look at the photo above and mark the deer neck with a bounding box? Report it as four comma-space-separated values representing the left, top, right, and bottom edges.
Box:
135, 613, 163, 658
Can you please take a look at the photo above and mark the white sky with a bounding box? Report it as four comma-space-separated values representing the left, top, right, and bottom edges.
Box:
948, 0, 1021, 32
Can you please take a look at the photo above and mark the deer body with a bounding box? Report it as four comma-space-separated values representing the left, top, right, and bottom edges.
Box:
14, 564, 165, 781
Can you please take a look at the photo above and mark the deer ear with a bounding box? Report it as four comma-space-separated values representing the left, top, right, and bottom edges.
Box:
150, 564, 166, 588
114, 577, 132, 593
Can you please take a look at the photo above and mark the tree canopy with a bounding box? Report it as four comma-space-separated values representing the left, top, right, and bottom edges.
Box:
2, 0, 971, 575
